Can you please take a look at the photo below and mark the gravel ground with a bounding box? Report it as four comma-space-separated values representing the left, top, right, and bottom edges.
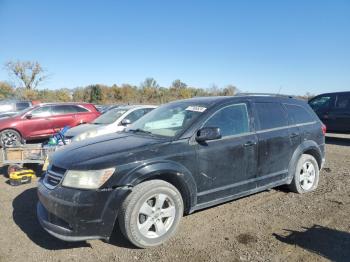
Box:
0, 134, 349, 262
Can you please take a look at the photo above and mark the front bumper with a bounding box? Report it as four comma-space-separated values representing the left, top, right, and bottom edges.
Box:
37, 178, 130, 241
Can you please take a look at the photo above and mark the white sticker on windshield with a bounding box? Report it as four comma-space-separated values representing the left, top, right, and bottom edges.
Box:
185, 106, 207, 112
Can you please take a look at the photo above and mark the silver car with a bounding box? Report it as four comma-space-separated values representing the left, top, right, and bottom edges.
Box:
64, 105, 157, 142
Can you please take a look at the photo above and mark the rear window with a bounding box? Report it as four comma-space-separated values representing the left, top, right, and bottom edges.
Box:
284, 104, 315, 124
255, 102, 288, 130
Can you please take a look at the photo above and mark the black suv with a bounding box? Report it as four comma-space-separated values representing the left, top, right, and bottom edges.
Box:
37, 95, 326, 248
309, 91, 350, 133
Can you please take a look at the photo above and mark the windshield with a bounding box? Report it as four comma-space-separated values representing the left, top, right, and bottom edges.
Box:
309, 96, 332, 111
92, 108, 127, 125
128, 102, 208, 137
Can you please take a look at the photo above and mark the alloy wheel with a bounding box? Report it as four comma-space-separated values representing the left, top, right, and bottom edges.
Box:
299, 161, 316, 191
1, 131, 19, 146
137, 193, 176, 239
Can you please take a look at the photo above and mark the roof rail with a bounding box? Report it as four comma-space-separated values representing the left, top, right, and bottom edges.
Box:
235, 92, 294, 98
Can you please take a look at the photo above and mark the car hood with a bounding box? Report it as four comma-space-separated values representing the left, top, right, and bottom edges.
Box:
51, 132, 166, 170
65, 124, 101, 137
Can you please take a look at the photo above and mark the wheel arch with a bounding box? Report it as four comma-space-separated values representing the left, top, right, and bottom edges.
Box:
0, 127, 22, 136
117, 161, 198, 214
287, 140, 323, 184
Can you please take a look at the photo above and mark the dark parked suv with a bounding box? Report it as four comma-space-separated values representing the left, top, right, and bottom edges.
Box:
37, 95, 326, 248
309, 91, 350, 133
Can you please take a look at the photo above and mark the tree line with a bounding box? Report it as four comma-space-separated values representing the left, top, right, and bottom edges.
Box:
0, 79, 240, 104
0, 60, 240, 104
0, 60, 311, 104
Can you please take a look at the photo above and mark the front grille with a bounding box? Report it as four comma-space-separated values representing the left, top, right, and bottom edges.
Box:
43, 165, 66, 189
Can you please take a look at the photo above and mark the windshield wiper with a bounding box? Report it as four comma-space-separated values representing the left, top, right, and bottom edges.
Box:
128, 128, 153, 135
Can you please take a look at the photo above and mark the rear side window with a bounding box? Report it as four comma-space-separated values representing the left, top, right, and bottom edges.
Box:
284, 104, 315, 124
16, 102, 30, 111
334, 94, 350, 112
204, 103, 249, 137
52, 105, 73, 115
74, 105, 89, 113
52, 105, 89, 115
254, 102, 288, 130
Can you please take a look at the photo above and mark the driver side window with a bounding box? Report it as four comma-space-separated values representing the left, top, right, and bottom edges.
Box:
204, 104, 249, 137
30, 106, 52, 118
125, 109, 146, 123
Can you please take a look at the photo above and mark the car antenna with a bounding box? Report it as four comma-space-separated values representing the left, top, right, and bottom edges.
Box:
277, 86, 282, 95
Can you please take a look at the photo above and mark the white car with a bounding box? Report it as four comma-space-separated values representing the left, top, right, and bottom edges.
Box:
64, 105, 157, 142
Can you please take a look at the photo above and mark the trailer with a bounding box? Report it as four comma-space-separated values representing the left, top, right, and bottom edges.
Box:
0, 144, 56, 177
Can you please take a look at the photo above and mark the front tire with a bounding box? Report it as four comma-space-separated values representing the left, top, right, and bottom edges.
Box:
0, 129, 22, 147
118, 180, 184, 248
289, 154, 319, 194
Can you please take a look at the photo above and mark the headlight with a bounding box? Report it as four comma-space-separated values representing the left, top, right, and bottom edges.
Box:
73, 130, 98, 142
62, 168, 115, 189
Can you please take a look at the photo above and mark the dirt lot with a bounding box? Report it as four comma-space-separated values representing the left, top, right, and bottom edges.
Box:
0, 134, 349, 262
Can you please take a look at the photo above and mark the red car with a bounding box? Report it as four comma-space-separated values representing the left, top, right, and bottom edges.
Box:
0, 103, 100, 146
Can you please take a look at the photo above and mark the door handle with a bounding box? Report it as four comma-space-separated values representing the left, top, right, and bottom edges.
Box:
290, 132, 299, 138
243, 141, 256, 147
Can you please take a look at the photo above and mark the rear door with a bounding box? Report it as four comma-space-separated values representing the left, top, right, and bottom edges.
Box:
253, 102, 294, 186
22, 106, 53, 138
327, 94, 350, 132
284, 103, 316, 141
74, 105, 97, 123
50, 105, 78, 131
195, 102, 258, 203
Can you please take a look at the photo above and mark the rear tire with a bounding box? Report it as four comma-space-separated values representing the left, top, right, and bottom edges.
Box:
0, 129, 22, 147
118, 180, 183, 248
289, 154, 319, 194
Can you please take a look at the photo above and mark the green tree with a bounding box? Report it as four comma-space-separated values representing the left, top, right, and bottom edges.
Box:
0, 81, 14, 99
89, 84, 103, 103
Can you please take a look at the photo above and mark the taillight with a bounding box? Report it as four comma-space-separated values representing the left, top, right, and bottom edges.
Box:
321, 123, 327, 135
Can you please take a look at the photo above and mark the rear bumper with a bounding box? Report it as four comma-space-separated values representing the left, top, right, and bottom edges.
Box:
37, 178, 130, 241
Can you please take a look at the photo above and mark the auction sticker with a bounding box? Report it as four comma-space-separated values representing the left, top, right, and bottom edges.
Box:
185, 106, 207, 112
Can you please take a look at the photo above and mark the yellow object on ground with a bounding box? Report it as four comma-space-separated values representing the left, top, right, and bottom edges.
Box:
9, 169, 36, 186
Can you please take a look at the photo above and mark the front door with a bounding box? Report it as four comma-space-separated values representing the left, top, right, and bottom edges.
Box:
194, 102, 258, 204
327, 94, 350, 133
308, 94, 335, 130
22, 106, 53, 139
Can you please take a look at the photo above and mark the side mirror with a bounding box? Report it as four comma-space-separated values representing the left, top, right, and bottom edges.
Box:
121, 118, 131, 126
196, 127, 221, 142
25, 113, 33, 119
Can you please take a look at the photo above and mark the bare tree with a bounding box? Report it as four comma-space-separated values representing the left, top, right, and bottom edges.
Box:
4, 60, 48, 89
140, 77, 159, 89
222, 84, 239, 96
